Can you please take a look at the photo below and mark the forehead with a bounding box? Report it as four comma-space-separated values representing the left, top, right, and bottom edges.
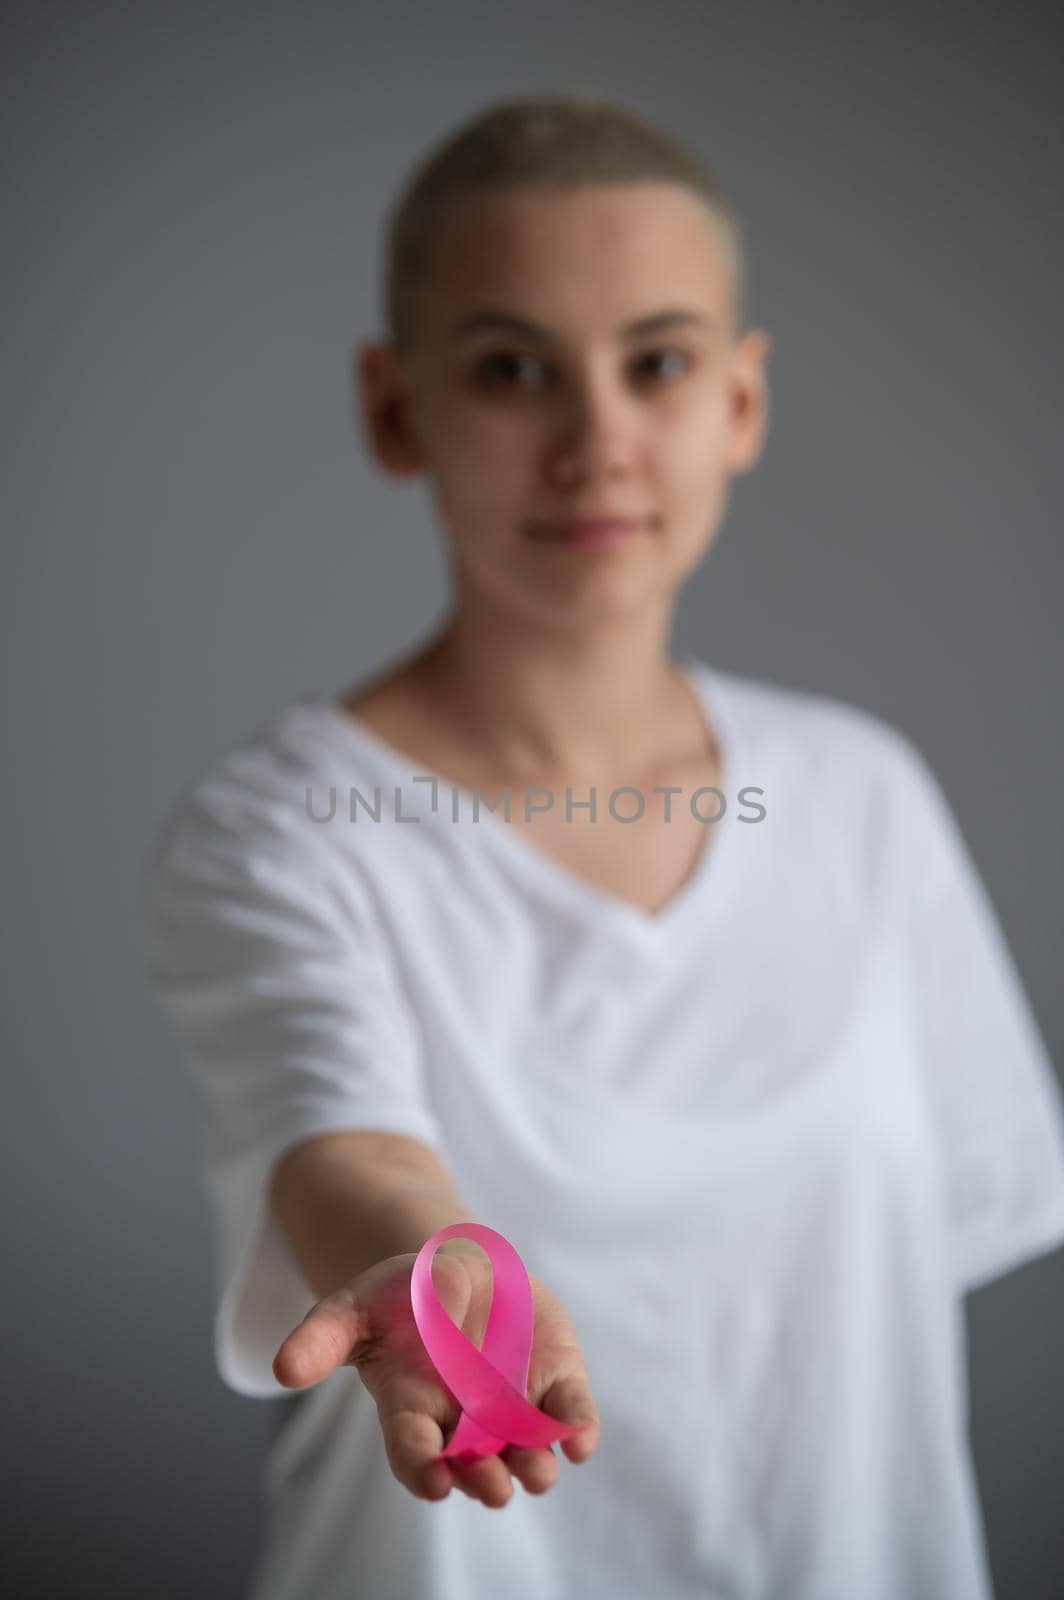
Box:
418, 182, 734, 342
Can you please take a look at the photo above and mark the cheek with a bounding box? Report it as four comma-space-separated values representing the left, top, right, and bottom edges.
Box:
432, 410, 537, 511
659, 391, 729, 499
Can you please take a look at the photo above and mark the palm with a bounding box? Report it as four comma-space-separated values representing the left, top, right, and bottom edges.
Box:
273, 1249, 600, 1507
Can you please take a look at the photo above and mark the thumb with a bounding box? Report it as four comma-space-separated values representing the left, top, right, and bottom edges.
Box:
539, 1373, 600, 1464
273, 1286, 375, 1389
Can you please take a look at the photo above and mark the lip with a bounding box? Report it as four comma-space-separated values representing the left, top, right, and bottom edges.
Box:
528, 516, 648, 546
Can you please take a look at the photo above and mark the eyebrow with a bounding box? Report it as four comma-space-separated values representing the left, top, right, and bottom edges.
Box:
450, 308, 714, 344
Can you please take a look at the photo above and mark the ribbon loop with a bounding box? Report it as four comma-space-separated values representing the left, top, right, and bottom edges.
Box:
410, 1223, 588, 1460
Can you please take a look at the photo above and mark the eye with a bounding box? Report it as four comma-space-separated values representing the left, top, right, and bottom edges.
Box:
630, 346, 693, 384
472, 351, 551, 390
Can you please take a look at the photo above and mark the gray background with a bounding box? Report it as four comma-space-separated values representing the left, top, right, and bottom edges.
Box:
3, 1, 1061, 1595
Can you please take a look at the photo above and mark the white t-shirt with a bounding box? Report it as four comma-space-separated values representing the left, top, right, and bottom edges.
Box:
143, 657, 1064, 1600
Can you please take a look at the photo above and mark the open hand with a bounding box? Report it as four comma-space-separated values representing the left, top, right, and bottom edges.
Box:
273, 1247, 600, 1508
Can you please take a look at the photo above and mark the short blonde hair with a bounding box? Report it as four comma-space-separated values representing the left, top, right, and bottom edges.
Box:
382, 90, 747, 355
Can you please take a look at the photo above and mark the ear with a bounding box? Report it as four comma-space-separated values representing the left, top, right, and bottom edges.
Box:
722, 328, 772, 476
353, 341, 428, 477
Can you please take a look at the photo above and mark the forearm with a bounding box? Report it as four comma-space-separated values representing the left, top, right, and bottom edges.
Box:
269, 1134, 482, 1299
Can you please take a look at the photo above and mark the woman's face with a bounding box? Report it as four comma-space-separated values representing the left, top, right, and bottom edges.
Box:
359, 181, 771, 631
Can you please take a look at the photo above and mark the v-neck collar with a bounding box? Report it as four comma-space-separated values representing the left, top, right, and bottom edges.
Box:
296, 655, 741, 952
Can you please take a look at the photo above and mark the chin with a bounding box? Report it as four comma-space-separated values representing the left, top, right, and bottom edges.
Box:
456, 550, 664, 627
534, 579, 668, 629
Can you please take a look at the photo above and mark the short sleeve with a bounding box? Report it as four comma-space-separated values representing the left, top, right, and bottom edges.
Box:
898, 743, 1064, 1295
142, 772, 444, 1398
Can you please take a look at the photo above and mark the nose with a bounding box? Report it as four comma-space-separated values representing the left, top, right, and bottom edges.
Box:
544, 374, 641, 492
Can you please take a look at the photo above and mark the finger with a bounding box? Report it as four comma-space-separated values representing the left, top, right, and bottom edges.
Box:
272, 1287, 373, 1389
500, 1443, 559, 1495
381, 1407, 460, 1502
449, 1451, 514, 1509
539, 1375, 601, 1463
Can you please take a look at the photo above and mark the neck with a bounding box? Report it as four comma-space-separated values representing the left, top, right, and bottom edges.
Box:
412, 596, 702, 786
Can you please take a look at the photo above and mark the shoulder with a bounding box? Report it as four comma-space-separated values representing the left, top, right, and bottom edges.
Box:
709, 663, 937, 794
146, 697, 364, 896
704, 663, 955, 878
704, 665, 971, 929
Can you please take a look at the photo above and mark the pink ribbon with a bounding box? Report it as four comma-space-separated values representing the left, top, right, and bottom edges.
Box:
410, 1222, 588, 1462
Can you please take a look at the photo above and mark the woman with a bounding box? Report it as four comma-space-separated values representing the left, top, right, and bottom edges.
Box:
145, 93, 1064, 1599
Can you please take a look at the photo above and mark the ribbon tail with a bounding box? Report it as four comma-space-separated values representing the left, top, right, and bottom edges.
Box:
438, 1408, 510, 1461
